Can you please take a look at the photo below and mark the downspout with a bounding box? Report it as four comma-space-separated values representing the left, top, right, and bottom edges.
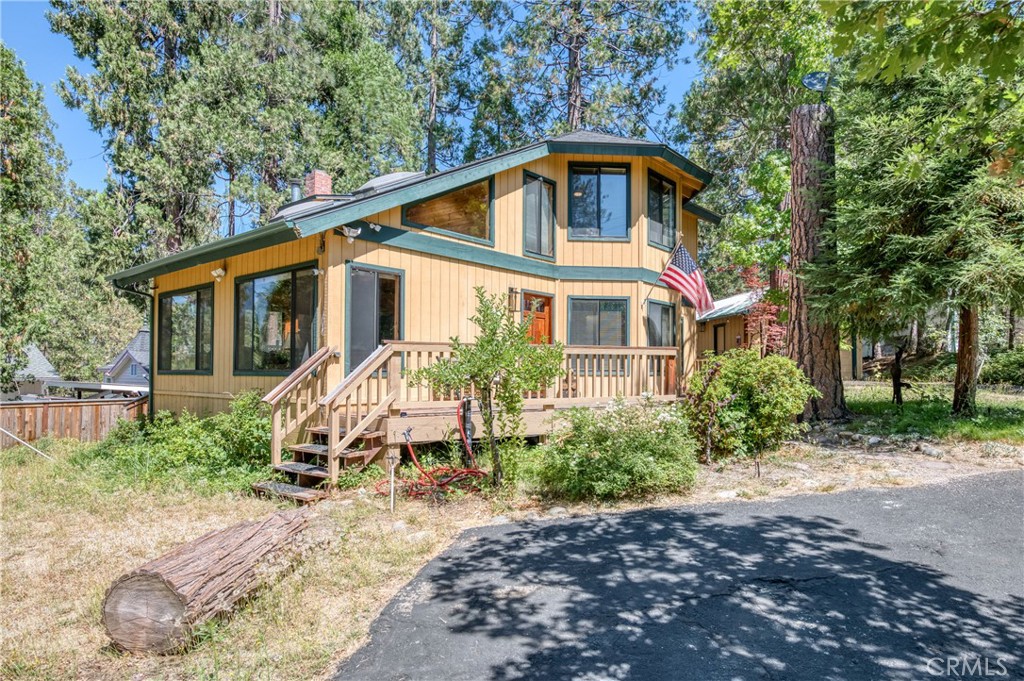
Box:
112, 280, 155, 421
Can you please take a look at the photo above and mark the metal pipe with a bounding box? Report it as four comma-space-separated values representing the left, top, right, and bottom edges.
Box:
112, 279, 155, 421
0, 427, 55, 461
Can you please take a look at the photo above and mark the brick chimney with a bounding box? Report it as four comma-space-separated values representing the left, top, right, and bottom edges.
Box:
304, 169, 332, 197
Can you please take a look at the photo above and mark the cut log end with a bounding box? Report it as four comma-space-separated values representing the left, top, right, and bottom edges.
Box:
103, 573, 188, 654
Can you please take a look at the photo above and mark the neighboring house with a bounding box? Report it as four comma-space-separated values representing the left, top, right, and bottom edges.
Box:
695, 290, 862, 380
3, 344, 61, 400
98, 329, 151, 387
110, 131, 724, 492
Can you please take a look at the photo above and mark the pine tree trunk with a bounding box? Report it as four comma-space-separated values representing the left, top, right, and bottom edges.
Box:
1009, 308, 1016, 350
908, 319, 918, 355
873, 340, 883, 360
565, 0, 585, 130
426, 22, 439, 174
952, 305, 978, 416
786, 104, 847, 421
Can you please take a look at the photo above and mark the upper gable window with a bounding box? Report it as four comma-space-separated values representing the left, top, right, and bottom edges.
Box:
403, 179, 493, 244
648, 170, 677, 249
523, 172, 555, 259
569, 164, 630, 240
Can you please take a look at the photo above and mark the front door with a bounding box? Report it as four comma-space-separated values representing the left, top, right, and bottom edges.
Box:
348, 267, 401, 369
713, 323, 727, 355
524, 293, 553, 344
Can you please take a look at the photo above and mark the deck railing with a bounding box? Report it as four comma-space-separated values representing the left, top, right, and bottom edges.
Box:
264, 342, 680, 481
388, 341, 677, 408
262, 345, 339, 467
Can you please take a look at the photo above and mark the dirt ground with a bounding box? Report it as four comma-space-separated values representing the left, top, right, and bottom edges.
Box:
2, 434, 1021, 680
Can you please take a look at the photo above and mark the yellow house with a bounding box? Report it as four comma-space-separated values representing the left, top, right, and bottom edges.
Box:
111, 131, 721, 498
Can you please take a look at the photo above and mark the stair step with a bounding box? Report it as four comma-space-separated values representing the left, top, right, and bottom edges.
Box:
340, 446, 381, 463
359, 430, 385, 440
252, 481, 326, 504
306, 425, 346, 437
288, 443, 329, 456
274, 461, 330, 478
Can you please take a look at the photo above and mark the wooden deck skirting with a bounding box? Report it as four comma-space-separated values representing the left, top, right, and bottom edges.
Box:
263, 342, 680, 483
0, 396, 149, 449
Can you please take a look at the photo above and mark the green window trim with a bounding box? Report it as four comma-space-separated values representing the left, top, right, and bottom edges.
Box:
647, 169, 678, 252
232, 261, 319, 376
566, 296, 631, 346
567, 163, 632, 242
343, 261, 406, 373
401, 177, 496, 247
157, 283, 214, 375
522, 170, 557, 261
646, 299, 677, 347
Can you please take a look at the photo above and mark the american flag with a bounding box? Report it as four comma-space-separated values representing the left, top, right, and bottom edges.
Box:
658, 244, 714, 315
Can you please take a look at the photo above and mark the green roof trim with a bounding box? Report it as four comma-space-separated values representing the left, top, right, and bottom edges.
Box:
110, 222, 299, 287
682, 202, 722, 224
350, 222, 670, 288
547, 140, 713, 186
289, 143, 549, 238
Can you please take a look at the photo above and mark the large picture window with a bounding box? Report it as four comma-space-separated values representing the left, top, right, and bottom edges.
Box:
523, 172, 555, 259
158, 286, 213, 373
648, 171, 677, 249
569, 165, 630, 240
568, 298, 628, 346
403, 179, 492, 243
235, 266, 317, 373
647, 301, 677, 347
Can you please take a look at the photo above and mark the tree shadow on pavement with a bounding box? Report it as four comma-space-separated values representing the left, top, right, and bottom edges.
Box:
338, 507, 1023, 680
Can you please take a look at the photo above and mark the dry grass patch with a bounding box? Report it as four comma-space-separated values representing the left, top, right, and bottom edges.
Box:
1, 441, 492, 681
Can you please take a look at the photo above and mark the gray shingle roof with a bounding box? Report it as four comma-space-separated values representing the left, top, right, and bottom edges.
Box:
15, 344, 60, 381
697, 290, 759, 322
549, 130, 659, 146
100, 330, 151, 372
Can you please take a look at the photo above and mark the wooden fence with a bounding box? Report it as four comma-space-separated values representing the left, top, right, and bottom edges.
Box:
0, 397, 149, 449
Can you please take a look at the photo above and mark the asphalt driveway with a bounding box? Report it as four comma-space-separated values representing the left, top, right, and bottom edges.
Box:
337, 471, 1024, 680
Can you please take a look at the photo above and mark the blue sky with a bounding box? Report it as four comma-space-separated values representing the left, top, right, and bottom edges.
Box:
0, 0, 700, 193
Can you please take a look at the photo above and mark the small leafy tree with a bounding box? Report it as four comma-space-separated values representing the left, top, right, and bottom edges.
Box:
411, 288, 564, 485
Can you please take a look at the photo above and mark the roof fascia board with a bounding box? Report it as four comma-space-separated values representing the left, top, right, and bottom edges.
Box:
292, 144, 550, 237
682, 202, 722, 224
109, 222, 299, 287
351, 222, 669, 288
547, 141, 713, 186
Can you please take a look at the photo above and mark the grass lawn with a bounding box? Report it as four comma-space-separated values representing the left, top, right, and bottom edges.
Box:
845, 385, 1024, 444
0, 439, 493, 681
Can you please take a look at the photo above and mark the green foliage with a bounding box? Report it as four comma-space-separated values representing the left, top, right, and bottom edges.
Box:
981, 349, 1024, 387
535, 397, 698, 501
827, 0, 1022, 83
411, 287, 564, 485
685, 350, 819, 460
75, 391, 271, 492
671, 0, 831, 293
0, 44, 65, 388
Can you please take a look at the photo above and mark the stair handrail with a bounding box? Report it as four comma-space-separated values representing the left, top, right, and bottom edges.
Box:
262, 345, 337, 407
319, 343, 394, 408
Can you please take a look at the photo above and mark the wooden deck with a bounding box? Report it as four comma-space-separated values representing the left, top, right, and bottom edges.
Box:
262, 341, 679, 489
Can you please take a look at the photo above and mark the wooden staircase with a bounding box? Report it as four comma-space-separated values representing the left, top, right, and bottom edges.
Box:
254, 344, 400, 504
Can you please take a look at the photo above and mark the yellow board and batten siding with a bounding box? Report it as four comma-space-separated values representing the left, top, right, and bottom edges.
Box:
152, 153, 703, 414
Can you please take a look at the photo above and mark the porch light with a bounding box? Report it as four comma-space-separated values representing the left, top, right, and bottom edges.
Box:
340, 225, 362, 243
507, 287, 521, 314
211, 267, 226, 282
367, 222, 383, 232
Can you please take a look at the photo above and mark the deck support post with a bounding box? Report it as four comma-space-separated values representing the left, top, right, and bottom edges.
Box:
328, 408, 340, 484
270, 404, 282, 467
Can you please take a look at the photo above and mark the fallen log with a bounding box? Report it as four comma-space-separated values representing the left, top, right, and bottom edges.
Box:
102, 506, 317, 654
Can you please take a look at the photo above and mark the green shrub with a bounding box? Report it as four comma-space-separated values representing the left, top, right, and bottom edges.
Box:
981, 349, 1024, 386
686, 350, 818, 461
534, 397, 698, 501
74, 391, 271, 492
